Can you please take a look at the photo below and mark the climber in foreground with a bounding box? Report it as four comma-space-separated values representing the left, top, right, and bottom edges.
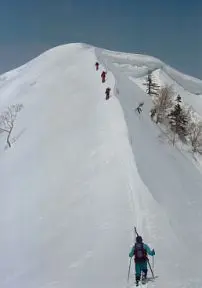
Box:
129, 235, 155, 286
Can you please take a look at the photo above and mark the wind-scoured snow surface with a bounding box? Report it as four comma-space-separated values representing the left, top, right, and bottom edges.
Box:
1, 43, 202, 288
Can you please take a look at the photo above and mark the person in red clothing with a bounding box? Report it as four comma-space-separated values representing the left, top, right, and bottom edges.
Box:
95, 62, 99, 71
101, 71, 107, 83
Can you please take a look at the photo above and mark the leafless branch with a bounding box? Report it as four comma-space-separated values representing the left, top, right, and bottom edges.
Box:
0, 104, 23, 148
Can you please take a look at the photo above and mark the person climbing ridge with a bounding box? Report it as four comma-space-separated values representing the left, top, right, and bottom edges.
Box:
95, 62, 99, 71
105, 87, 111, 100
129, 234, 155, 286
101, 71, 107, 83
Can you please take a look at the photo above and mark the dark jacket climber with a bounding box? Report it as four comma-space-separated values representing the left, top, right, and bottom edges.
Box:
105, 87, 111, 100
95, 62, 99, 71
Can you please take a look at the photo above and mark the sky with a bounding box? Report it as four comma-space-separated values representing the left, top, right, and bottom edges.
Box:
0, 0, 201, 79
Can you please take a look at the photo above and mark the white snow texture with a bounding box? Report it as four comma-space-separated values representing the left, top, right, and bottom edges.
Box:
1, 43, 202, 288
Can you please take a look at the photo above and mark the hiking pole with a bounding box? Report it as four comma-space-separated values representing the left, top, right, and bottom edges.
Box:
127, 257, 132, 283
127, 226, 137, 285
152, 255, 154, 271
147, 258, 154, 279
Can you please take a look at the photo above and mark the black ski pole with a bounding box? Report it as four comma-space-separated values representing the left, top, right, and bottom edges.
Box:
127, 257, 132, 283
152, 255, 154, 272
147, 258, 154, 279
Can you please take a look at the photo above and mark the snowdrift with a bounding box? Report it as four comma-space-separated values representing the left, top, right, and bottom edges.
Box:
102, 49, 202, 117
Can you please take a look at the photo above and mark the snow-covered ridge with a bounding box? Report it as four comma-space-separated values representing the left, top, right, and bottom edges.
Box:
0, 43, 90, 109
102, 48, 202, 95
100, 47, 202, 118
1, 42, 202, 99
1, 42, 202, 287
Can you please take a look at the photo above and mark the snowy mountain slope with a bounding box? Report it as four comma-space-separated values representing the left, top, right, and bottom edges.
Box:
1, 43, 202, 288
102, 48, 202, 94
101, 49, 202, 117
96, 47, 202, 287
0, 44, 137, 288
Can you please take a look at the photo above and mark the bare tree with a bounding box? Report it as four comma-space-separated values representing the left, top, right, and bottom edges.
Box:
0, 104, 23, 147
151, 85, 174, 123
188, 119, 202, 154
144, 71, 160, 96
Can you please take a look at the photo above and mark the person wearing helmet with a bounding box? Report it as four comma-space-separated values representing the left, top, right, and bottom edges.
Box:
105, 87, 111, 100
129, 235, 155, 286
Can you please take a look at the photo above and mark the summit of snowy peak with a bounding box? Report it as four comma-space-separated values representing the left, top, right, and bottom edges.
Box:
0, 43, 95, 108
0, 42, 92, 78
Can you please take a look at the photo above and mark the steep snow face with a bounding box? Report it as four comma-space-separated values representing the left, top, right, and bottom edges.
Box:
96, 47, 202, 287
0, 44, 141, 288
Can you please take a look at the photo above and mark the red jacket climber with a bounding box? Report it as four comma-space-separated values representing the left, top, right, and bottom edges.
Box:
101, 71, 107, 83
